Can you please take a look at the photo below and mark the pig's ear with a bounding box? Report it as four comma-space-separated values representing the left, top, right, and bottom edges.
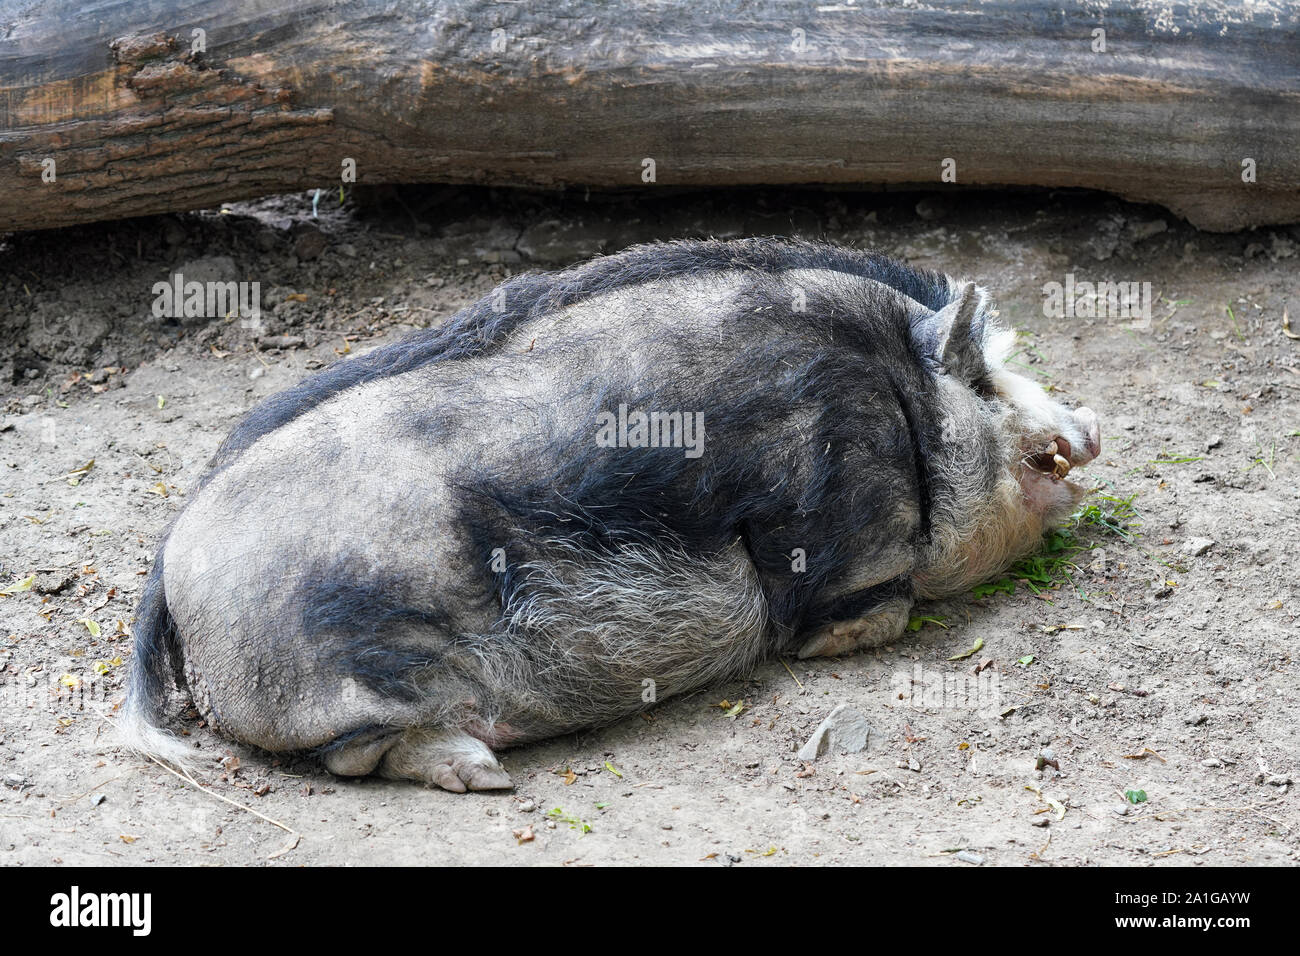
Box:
935, 282, 985, 384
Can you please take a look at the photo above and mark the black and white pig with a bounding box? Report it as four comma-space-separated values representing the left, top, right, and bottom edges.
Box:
121, 238, 1099, 792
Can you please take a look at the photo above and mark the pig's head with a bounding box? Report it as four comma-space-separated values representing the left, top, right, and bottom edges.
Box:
913, 282, 1101, 598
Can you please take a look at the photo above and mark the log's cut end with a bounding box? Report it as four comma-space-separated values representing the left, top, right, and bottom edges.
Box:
0, 0, 1296, 233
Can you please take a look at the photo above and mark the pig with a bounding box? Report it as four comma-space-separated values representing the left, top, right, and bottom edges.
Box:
120, 238, 1100, 792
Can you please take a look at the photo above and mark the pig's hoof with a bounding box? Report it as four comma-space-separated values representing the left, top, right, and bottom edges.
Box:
797, 601, 912, 659
380, 728, 514, 793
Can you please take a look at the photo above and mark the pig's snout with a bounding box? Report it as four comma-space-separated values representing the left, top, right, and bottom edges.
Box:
1024, 406, 1100, 481
1072, 406, 1101, 464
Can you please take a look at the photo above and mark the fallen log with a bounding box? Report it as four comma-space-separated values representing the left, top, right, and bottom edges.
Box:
0, 0, 1296, 233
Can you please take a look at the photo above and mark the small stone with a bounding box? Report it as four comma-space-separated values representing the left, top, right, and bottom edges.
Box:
3, 774, 25, 789
953, 850, 984, 865
915, 197, 950, 221
1130, 219, 1167, 241
162, 218, 187, 247
1181, 537, 1216, 557
1264, 774, 1293, 787
91, 793, 107, 806
1201, 758, 1223, 768
1205, 435, 1223, 451
1031, 817, 1050, 828
1112, 804, 1129, 816
796, 703, 873, 761
33, 569, 77, 595
292, 226, 328, 261
907, 756, 921, 772
256, 335, 306, 351
517, 800, 536, 813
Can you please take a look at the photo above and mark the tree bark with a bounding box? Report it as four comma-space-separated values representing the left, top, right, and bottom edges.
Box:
1, 0, 1296, 233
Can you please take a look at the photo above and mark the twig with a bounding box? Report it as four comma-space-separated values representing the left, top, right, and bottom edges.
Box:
1151, 802, 1291, 833
146, 755, 301, 859
779, 658, 804, 690
55, 774, 122, 809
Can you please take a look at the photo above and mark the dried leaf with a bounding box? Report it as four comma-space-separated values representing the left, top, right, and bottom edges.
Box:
0, 574, 35, 596
947, 636, 984, 661
1122, 747, 1166, 763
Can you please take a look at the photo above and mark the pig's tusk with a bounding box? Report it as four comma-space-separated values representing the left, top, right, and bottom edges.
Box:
1052, 453, 1071, 478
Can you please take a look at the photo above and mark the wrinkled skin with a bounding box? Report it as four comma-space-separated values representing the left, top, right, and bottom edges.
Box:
122, 238, 1099, 792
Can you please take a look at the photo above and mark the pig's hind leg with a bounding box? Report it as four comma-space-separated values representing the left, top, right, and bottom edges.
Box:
322, 726, 513, 792
795, 558, 915, 659
797, 598, 912, 659
379, 727, 513, 792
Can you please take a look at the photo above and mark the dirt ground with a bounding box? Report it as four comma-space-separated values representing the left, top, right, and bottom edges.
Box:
0, 186, 1296, 867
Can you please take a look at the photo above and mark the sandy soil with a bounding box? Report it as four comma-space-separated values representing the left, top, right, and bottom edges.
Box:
1, 187, 1296, 866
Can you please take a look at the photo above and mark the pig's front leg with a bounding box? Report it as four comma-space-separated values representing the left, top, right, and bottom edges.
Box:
796, 597, 913, 659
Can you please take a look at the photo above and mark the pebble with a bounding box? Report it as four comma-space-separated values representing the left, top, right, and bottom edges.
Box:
1130, 219, 1168, 241
1201, 758, 1223, 768
256, 335, 306, 351
292, 226, 328, 261
1181, 537, 1216, 557
33, 569, 76, 595
953, 850, 984, 865
796, 703, 873, 761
